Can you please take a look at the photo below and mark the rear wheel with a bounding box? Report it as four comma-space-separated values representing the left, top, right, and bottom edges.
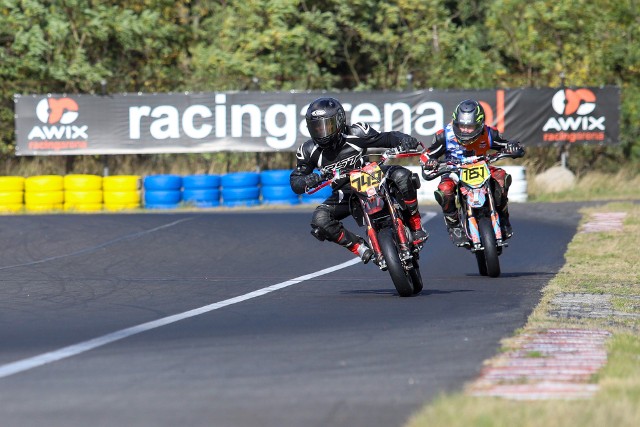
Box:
378, 228, 415, 297
478, 217, 501, 277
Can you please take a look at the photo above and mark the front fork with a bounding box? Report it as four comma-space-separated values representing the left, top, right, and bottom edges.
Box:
464, 189, 503, 251
386, 193, 412, 262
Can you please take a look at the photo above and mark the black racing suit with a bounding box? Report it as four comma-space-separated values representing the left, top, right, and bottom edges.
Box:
290, 123, 420, 248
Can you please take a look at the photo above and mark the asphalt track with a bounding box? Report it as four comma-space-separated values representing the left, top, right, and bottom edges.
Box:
0, 202, 586, 427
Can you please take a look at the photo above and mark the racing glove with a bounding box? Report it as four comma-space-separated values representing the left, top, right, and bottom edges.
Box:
503, 141, 524, 157
303, 173, 323, 190
423, 158, 439, 171
419, 152, 438, 170
400, 136, 420, 152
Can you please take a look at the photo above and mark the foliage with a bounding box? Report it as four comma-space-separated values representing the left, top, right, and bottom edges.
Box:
0, 0, 638, 172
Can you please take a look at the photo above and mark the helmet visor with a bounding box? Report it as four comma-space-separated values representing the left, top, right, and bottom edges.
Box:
307, 116, 339, 141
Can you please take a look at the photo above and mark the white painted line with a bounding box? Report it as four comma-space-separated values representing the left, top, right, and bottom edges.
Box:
0, 212, 437, 379
0, 259, 360, 379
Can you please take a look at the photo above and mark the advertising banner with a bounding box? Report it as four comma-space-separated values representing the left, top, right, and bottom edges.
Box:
14, 87, 620, 156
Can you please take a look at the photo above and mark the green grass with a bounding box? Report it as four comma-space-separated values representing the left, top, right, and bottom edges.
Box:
405, 203, 640, 427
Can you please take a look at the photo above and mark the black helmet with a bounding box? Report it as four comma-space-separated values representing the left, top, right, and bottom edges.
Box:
305, 97, 346, 150
452, 99, 485, 145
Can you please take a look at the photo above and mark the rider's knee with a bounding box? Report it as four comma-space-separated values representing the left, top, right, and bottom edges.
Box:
311, 206, 340, 242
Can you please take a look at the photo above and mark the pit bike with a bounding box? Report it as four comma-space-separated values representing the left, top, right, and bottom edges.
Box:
422, 152, 522, 278
307, 148, 426, 297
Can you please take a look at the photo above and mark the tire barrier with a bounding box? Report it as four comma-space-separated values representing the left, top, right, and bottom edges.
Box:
64, 174, 103, 212
24, 175, 64, 212
221, 172, 261, 207
0, 176, 25, 213
182, 174, 221, 207
103, 175, 141, 211
144, 175, 183, 209
260, 170, 299, 205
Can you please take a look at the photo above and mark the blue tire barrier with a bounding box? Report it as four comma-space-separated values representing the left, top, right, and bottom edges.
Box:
182, 188, 221, 207
221, 172, 260, 188
222, 187, 260, 207
144, 175, 183, 191
261, 185, 300, 205
144, 189, 181, 209
183, 174, 221, 190
259, 170, 291, 186
301, 184, 333, 204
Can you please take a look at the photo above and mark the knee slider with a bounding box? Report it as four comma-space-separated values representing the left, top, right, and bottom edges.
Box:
310, 226, 327, 241
434, 190, 445, 207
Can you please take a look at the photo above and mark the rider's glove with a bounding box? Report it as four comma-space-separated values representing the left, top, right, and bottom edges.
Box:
304, 173, 323, 190
423, 158, 439, 171
399, 136, 420, 152
503, 141, 524, 157
420, 152, 439, 170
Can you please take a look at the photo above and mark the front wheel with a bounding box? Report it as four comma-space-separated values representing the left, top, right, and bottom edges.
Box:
478, 216, 501, 277
409, 259, 424, 294
378, 228, 415, 297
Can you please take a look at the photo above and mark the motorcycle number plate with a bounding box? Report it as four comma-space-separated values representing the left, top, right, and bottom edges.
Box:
460, 162, 489, 187
350, 163, 383, 193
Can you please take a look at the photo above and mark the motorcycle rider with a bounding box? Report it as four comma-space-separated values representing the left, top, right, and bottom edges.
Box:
420, 99, 524, 246
290, 97, 428, 264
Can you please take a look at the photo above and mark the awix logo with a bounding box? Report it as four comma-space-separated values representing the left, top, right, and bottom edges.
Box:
542, 88, 605, 143
27, 97, 89, 151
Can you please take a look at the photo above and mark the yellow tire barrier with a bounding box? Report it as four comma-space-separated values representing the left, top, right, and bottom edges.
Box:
103, 203, 140, 212
64, 174, 102, 191
0, 176, 25, 192
0, 191, 23, 204
65, 190, 103, 204
64, 203, 103, 212
104, 190, 141, 208
25, 175, 64, 192
25, 191, 64, 205
25, 203, 63, 212
0, 204, 23, 213
103, 175, 141, 192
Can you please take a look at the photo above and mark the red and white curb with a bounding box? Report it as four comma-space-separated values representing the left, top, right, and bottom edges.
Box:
467, 328, 611, 400
580, 212, 626, 233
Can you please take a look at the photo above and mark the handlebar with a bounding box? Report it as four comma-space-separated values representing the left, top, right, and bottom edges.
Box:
305, 144, 425, 194
421, 151, 520, 181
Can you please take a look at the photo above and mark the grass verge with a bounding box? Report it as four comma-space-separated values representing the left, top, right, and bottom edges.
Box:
406, 202, 640, 427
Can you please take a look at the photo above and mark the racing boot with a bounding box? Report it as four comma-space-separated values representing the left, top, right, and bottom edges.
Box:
337, 229, 373, 264
407, 211, 429, 244
499, 206, 513, 239
348, 238, 374, 264
445, 213, 467, 247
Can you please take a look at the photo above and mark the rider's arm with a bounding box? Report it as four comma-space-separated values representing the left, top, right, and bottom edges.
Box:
345, 123, 418, 150
419, 131, 446, 160
290, 140, 322, 194
488, 127, 525, 157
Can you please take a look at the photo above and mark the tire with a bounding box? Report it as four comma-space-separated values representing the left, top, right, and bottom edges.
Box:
64, 174, 102, 191
183, 174, 221, 190
409, 259, 424, 294
478, 216, 501, 277
475, 251, 489, 276
144, 175, 182, 191
25, 175, 64, 192
0, 176, 25, 192
103, 176, 141, 192
221, 172, 260, 188
259, 170, 292, 186
378, 228, 414, 297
